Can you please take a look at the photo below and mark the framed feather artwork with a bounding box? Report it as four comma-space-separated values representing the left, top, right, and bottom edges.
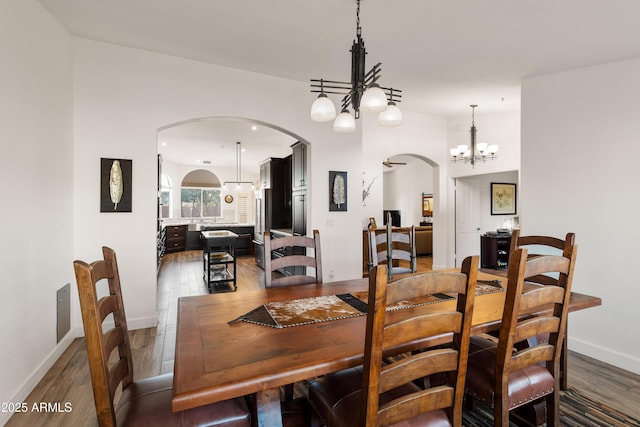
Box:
100, 158, 132, 212
329, 171, 347, 212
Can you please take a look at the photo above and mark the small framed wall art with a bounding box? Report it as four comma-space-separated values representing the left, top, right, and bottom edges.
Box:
100, 158, 132, 212
491, 182, 517, 215
329, 171, 347, 211
422, 193, 433, 217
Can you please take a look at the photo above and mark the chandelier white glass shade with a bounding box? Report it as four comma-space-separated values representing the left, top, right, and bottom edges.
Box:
359, 83, 388, 113
310, 90, 336, 122
450, 105, 499, 167
310, 0, 402, 132
333, 108, 356, 133
378, 100, 402, 126
222, 141, 254, 191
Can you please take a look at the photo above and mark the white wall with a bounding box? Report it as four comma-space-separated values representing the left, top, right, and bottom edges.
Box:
0, 1, 74, 423
522, 58, 640, 374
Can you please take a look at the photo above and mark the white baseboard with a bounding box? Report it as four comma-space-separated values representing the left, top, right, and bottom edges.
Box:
74, 315, 157, 338
569, 336, 640, 376
127, 315, 157, 331
0, 331, 77, 426
1, 315, 156, 426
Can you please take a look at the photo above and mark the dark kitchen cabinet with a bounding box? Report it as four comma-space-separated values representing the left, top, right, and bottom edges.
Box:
291, 141, 307, 192
164, 225, 187, 253
259, 157, 291, 230
292, 191, 307, 236
259, 160, 271, 189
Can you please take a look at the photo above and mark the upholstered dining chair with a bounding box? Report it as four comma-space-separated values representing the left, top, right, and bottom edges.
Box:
73, 247, 251, 427
367, 222, 416, 281
464, 246, 578, 427
308, 257, 478, 427
264, 230, 322, 288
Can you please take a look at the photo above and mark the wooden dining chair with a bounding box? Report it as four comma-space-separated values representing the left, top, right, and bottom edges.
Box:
263, 230, 323, 409
509, 230, 576, 264
509, 230, 575, 391
264, 230, 322, 288
308, 257, 478, 427
464, 245, 578, 427
367, 223, 416, 281
73, 247, 251, 427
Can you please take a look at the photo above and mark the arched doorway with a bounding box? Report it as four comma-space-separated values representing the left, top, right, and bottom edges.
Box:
378, 153, 439, 271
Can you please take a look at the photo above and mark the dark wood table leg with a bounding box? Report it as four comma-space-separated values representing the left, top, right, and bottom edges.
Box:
255, 388, 283, 427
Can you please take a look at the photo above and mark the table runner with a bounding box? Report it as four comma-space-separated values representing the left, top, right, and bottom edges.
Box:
230, 279, 503, 328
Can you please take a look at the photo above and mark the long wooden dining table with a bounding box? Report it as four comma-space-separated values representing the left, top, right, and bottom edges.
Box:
171, 270, 601, 426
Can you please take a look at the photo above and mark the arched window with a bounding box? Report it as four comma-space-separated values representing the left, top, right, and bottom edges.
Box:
181, 169, 222, 219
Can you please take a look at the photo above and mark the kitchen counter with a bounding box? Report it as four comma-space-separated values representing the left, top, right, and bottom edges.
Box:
270, 228, 294, 236
195, 224, 255, 256
161, 222, 255, 232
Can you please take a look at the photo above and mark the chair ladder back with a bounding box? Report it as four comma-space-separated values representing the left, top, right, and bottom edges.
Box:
264, 230, 322, 288
496, 246, 577, 411
368, 224, 417, 280
510, 230, 576, 258
360, 256, 478, 427
73, 247, 134, 427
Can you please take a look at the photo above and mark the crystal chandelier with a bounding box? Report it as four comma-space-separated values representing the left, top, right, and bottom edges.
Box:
309, 0, 402, 133
450, 105, 499, 167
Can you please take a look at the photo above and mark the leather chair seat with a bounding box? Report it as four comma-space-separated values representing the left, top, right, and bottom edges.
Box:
309, 367, 452, 427
465, 336, 554, 411
116, 373, 250, 427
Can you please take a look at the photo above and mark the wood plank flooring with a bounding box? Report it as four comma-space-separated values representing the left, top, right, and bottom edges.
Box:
7, 251, 639, 426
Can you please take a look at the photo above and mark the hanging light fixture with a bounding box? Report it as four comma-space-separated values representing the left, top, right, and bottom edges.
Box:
450, 105, 499, 167
378, 88, 402, 126
222, 141, 254, 191
310, 0, 402, 132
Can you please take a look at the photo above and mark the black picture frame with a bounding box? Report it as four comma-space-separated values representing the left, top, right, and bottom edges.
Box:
100, 158, 132, 212
491, 182, 517, 215
329, 171, 347, 212
422, 193, 433, 217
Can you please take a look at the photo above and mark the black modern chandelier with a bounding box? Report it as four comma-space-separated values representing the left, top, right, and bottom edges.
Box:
310, 0, 402, 133
450, 105, 499, 167
222, 141, 254, 191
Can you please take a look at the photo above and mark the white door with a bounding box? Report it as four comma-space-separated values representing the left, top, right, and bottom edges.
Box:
455, 178, 482, 267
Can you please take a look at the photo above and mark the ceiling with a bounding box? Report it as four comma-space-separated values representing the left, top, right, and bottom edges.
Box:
158, 118, 296, 169
38, 0, 640, 166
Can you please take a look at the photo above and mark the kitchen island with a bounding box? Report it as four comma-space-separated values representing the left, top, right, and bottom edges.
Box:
201, 230, 238, 293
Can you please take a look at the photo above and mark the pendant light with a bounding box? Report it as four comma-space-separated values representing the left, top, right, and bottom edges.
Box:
309, 0, 402, 132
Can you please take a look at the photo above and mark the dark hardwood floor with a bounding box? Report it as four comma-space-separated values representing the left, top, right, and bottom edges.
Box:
7, 251, 639, 426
